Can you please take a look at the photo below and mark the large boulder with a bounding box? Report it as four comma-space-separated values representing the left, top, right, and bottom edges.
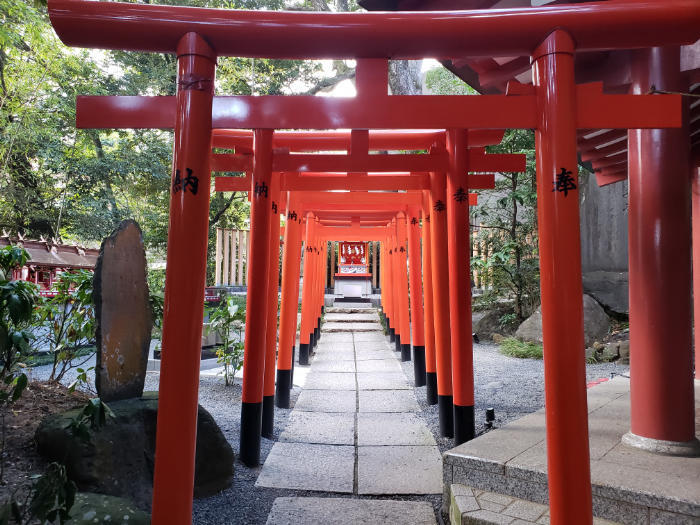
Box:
35, 392, 234, 511
67, 493, 150, 524
515, 295, 610, 347
94, 220, 152, 402
473, 308, 518, 341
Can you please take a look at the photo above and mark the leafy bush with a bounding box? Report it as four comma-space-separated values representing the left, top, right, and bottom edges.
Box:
499, 337, 543, 359
35, 270, 95, 383
0, 246, 38, 378
207, 295, 245, 386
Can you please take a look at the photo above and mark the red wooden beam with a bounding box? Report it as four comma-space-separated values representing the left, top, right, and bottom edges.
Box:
212, 129, 506, 151
213, 173, 495, 192
49, 0, 700, 58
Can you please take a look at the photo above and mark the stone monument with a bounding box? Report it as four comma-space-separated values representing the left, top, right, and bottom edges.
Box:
94, 220, 152, 401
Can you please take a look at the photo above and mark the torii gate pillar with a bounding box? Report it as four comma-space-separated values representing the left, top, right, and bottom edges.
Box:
532, 30, 592, 523
626, 46, 699, 454
151, 33, 216, 523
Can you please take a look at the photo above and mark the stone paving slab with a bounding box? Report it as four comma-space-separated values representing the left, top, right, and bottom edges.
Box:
356, 359, 402, 373
256, 443, 354, 493
356, 372, 411, 390
312, 350, 356, 362
353, 332, 388, 342
310, 359, 356, 373
355, 349, 396, 361
315, 341, 355, 351
295, 390, 357, 413
324, 313, 380, 323
279, 412, 355, 445
304, 372, 357, 390
266, 497, 437, 525
358, 413, 437, 446
359, 389, 420, 412
323, 322, 382, 332
358, 446, 443, 495
316, 332, 356, 342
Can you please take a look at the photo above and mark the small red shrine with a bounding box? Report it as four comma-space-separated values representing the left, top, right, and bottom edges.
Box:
334, 241, 372, 298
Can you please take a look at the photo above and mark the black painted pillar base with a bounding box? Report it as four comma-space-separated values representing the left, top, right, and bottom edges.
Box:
426, 372, 438, 405
313, 325, 319, 346
401, 343, 411, 362
239, 401, 263, 466
261, 395, 275, 439
389, 324, 395, 342
454, 404, 475, 446
275, 368, 292, 408
291, 346, 296, 384
394, 334, 402, 353
412, 346, 426, 387
309, 331, 315, 352
316, 317, 322, 341
438, 394, 454, 439
299, 342, 310, 365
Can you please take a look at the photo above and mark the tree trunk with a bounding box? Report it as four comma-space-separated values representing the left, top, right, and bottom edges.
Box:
388, 60, 422, 95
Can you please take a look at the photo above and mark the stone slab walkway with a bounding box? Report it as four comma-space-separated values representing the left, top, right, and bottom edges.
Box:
266, 497, 436, 525
257, 310, 442, 498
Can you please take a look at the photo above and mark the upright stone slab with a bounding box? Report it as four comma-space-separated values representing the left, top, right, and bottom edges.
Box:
94, 220, 152, 401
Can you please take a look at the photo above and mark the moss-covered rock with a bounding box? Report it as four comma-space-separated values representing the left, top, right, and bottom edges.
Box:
36, 392, 234, 511
67, 493, 150, 524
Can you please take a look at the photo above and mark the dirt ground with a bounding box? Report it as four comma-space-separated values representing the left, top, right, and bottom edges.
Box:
0, 381, 89, 507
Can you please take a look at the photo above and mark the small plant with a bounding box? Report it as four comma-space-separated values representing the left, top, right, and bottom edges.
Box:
67, 398, 114, 442
498, 312, 518, 330
207, 295, 245, 386
35, 269, 95, 383
1, 462, 77, 524
499, 337, 543, 359
67, 366, 94, 393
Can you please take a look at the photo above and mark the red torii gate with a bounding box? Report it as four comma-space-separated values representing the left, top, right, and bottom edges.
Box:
46, 1, 699, 523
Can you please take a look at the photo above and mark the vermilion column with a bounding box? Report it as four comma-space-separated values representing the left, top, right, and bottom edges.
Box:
391, 221, 403, 353
446, 128, 475, 445
532, 30, 592, 522
626, 46, 698, 454
385, 236, 396, 342
407, 204, 426, 386
298, 213, 315, 364
397, 214, 412, 362
422, 193, 438, 405
694, 167, 700, 381
239, 128, 274, 467
276, 195, 303, 408
262, 173, 281, 438
152, 33, 215, 524
429, 170, 454, 438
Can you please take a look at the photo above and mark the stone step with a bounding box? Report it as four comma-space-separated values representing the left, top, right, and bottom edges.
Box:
442, 377, 700, 525
321, 322, 383, 333
448, 484, 619, 525
267, 497, 436, 525
324, 313, 379, 323
326, 306, 375, 313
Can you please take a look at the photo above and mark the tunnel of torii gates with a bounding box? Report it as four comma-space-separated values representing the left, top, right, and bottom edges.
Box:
47, 0, 699, 523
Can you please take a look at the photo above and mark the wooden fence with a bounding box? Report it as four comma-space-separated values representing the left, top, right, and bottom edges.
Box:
214, 228, 250, 286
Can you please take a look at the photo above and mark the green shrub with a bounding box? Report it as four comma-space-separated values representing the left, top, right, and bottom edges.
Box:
499, 337, 543, 359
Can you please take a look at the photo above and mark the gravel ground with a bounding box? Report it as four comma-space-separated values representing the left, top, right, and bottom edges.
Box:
28, 329, 629, 524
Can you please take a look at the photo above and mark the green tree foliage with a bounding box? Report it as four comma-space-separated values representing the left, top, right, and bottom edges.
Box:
425, 66, 540, 321
0, 0, 334, 262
